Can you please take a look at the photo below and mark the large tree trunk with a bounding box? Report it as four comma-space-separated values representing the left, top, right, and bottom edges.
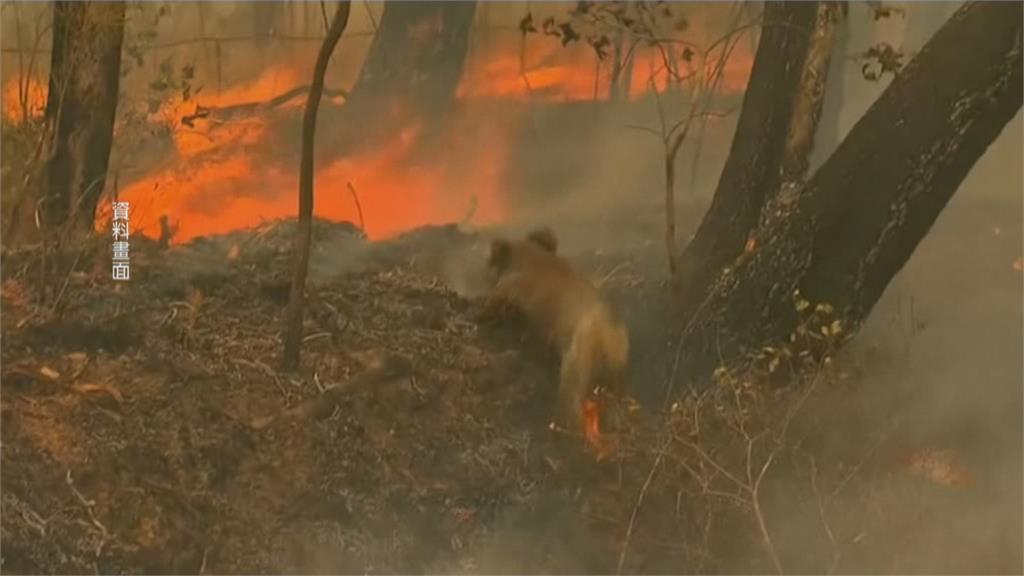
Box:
778, 2, 846, 185
673, 1, 1022, 387
6, 1, 125, 247
337, 1, 477, 153
282, 1, 353, 372
809, 2, 850, 172
674, 2, 822, 295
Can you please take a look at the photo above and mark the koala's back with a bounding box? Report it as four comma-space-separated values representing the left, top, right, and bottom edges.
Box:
497, 242, 603, 350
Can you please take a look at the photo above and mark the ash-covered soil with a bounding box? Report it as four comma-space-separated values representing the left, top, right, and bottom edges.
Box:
0, 220, 672, 574
1, 199, 1020, 574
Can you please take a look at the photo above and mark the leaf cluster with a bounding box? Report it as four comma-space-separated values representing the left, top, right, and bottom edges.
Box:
122, 2, 172, 76
519, 1, 691, 62
858, 42, 905, 82
148, 57, 200, 111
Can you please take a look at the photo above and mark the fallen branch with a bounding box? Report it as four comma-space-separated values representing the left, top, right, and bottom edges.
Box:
252, 354, 412, 430
232, 357, 287, 399
180, 84, 349, 127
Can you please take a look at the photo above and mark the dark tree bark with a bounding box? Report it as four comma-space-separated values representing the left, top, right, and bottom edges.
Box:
6, 1, 125, 247
337, 1, 477, 152
674, 2, 821, 294
282, 1, 353, 371
674, 1, 1022, 387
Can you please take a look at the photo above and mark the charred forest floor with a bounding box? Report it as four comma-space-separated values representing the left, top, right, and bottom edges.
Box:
1, 197, 1021, 574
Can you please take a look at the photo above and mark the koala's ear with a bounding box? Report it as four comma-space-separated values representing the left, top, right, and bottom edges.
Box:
488, 238, 512, 270
526, 227, 558, 254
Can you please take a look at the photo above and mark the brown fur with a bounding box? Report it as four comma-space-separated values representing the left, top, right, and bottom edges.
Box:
485, 227, 629, 440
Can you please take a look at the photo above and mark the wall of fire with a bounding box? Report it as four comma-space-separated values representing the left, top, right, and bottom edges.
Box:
2, 1, 1017, 247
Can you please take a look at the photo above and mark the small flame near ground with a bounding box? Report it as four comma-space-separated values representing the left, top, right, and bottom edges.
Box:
583, 398, 616, 461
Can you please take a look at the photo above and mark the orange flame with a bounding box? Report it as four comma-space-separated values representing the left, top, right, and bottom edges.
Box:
154, 67, 306, 159
459, 36, 753, 102
583, 398, 615, 461
95, 25, 754, 245
101, 56, 515, 244
2, 76, 47, 124
116, 92, 509, 244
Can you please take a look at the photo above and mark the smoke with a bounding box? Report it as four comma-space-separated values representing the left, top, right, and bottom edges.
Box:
3, 2, 1018, 571
455, 3, 1023, 570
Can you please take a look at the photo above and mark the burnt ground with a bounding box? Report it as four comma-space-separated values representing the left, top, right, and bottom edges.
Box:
0, 220, 665, 575
1, 199, 1021, 574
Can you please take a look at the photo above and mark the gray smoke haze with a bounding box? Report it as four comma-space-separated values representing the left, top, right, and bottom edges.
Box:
2, 1, 1018, 572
